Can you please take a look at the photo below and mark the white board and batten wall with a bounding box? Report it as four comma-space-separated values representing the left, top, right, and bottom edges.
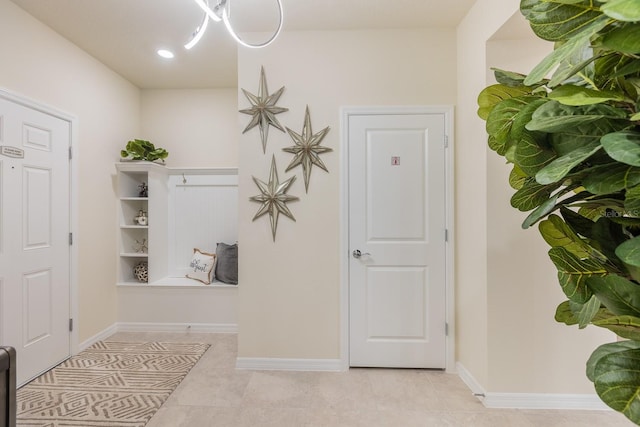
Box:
115, 162, 238, 332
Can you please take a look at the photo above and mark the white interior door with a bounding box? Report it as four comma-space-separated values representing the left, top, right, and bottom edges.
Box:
0, 96, 71, 385
348, 111, 447, 368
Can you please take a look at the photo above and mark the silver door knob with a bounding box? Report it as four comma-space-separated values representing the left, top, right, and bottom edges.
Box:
353, 249, 371, 259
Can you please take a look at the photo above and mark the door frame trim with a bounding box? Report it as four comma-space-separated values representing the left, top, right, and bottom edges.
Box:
339, 105, 455, 372
0, 88, 79, 358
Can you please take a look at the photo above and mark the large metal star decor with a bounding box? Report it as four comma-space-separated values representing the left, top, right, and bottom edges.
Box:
240, 66, 288, 153
250, 155, 299, 241
283, 105, 332, 193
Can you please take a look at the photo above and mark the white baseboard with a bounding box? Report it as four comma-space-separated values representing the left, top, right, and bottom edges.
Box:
116, 322, 237, 333
483, 392, 609, 410
236, 357, 343, 372
456, 362, 609, 411
456, 362, 487, 396
78, 323, 118, 352
77, 322, 237, 353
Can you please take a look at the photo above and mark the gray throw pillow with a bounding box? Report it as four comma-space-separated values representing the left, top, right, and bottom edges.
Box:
215, 242, 238, 284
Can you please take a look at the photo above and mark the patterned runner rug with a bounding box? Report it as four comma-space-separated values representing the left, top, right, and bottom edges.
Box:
17, 341, 209, 427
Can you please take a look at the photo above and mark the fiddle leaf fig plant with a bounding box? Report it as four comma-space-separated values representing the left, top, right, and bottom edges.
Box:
120, 139, 168, 163
478, 0, 640, 423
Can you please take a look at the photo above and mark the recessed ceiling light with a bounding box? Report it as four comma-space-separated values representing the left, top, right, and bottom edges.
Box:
157, 49, 174, 59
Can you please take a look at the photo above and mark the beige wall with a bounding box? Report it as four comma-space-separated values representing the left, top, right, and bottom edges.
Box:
457, 0, 615, 393
140, 89, 239, 168
236, 29, 457, 358
0, 0, 140, 343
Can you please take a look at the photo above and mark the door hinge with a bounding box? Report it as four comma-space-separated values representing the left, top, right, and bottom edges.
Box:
69, 232, 73, 245
445, 322, 449, 336
69, 146, 73, 160
69, 318, 73, 332
444, 229, 448, 242
444, 135, 449, 148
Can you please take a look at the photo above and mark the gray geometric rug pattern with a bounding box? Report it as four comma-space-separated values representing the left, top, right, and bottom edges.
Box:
16, 341, 209, 427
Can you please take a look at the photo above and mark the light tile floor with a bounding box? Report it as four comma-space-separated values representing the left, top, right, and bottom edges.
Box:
107, 332, 632, 427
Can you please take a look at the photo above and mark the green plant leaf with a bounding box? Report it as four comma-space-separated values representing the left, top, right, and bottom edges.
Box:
593, 315, 640, 341
510, 179, 558, 211
492, 68, 529, 87
549, 246, 606, 303
587, 339, 640, 380
521, 0, 605, 41
510, 99, 549, 142
602, 23, 640, 54
615, 237, 640, 282
549, 118, 628, 156
555, 300, 580, 325
602, 0, 640, 22
583, 163, 640, 195
539, 214, 592, 258
561, 206, 595, 237
616, 237, 640, 269
549, 84, 624, 106
527, 101, 626, 133
592, 216, 628, 269
477, 84, 531, 120
587, 274, 640, 317
549, 50, 599, 87
509, 165, 528, 189
485, 97, 546, 157
514, 131, 557, 176
523, 16, 611, 86
576, 295, 603, 328
535, 141, 602, 185
557, 297, 604, 329
625, 184, 640, 215
601, 131, 640, 167
523, 192, 562, 228
586, 340, 640, 424
610, 57, 640, 79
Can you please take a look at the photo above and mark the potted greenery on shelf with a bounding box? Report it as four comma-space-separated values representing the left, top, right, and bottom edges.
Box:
478, 0, 640, 423
120, 139, 168, 163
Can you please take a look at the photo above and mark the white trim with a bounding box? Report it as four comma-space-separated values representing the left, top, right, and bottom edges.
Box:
457, 362, 610, 411
339, 105, 455, 371
483, 392, 610, 411
0, 88, 80, 357
79, 322, 237, 352
116, 322, 237, 334
456, 362, 487, 397
236, 357, 343, 372
78, 323, 118, 352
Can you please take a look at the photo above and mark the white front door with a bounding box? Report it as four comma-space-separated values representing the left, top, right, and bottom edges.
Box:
0, 95, 71, 385
348, 110, 447, 368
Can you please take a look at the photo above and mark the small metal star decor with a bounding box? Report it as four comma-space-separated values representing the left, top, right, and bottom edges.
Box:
240, 66, 288, 153
250, 155, 299, 241
283, 105, 332, 193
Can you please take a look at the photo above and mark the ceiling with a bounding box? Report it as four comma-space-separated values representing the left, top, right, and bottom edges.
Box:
11, 0, 480, 89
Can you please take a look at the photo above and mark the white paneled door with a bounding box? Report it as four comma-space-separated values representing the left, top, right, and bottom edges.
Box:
348, 110, 447, 368
0, 95, 71, 385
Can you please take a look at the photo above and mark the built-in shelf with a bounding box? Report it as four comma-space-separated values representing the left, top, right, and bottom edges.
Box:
117, 277, 237, 289
120, 197, 149, 201
120, 225, 149, 229
120, 252, 148, 258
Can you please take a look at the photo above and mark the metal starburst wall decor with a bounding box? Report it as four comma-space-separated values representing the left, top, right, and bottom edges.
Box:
249, 155, 299, 241
239, 66, 288, 153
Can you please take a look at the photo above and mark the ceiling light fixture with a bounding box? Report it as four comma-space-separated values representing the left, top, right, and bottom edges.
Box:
184, 3, 210, 49
157, 49, 175, 59
190, 0, 283, 49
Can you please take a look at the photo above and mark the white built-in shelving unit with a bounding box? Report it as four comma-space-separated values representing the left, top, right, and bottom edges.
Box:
115, 162, 239, 329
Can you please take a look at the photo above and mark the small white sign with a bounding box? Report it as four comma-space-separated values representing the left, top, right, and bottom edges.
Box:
0, 146, 24, 159
391, 156, 400, 166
